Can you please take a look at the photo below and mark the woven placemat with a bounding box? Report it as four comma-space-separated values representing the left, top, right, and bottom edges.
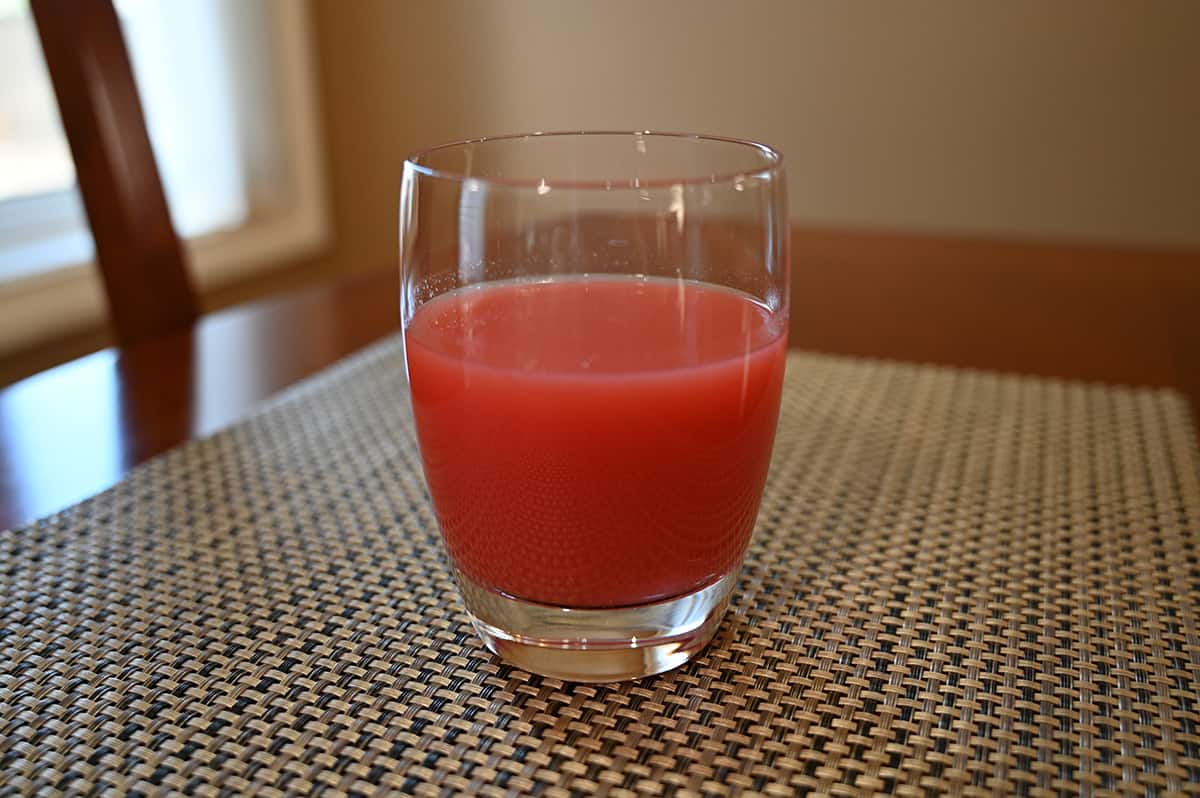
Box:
2, 338, 1198, 797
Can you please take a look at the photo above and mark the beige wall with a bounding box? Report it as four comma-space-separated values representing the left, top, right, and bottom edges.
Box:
304, 0, 1200, 280
6, 1, 1197, 384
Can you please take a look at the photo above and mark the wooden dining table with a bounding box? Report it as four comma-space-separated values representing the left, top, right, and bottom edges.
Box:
2, 227, 1198, 533
3, 226, 1200, 797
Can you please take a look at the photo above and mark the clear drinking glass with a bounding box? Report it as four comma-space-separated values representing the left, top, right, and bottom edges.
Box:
400, 131, 788, 682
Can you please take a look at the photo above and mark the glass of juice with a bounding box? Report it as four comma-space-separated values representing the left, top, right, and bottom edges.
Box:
400, 131, 788, 682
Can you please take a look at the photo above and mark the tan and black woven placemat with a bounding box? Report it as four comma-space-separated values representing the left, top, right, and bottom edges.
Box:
2, 338, 1198, 796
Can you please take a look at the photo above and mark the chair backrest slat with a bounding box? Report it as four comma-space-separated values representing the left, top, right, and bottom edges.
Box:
31, 0, 198, 347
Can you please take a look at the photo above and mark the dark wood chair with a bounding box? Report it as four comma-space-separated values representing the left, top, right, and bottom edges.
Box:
31, 0, 198, 348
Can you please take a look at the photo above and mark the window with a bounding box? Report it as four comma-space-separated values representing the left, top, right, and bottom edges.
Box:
0, 0, 90, 283
0, 0, 327, 356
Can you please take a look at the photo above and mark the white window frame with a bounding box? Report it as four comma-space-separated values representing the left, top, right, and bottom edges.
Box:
0, 0, 329, 358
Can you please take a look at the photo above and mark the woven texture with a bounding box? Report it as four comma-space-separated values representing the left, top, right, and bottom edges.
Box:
2, 338, 1199, 797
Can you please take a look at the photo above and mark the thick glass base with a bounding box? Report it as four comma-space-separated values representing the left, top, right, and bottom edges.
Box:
458, 571, 736, 683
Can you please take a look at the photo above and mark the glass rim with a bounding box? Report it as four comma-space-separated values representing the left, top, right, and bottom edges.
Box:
402, 130, 784, 191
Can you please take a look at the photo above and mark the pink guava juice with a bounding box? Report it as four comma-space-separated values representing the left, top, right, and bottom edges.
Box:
405, 274, 786, 608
